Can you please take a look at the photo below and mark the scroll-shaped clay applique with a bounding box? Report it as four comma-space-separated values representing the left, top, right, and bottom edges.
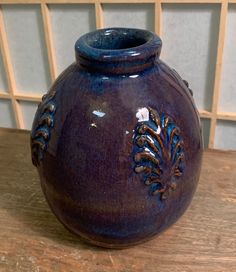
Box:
31, 94, 56, 166
30, 65, 78, 167
133, 107, 185, 200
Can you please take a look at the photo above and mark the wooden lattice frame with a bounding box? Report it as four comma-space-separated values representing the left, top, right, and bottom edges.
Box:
0, 0, 236, 148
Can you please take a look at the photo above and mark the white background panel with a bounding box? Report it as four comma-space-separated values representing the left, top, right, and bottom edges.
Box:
201, 118, 210, 148
162, 4, 220, 111
103, 4, 155, 31
2, 5, 51, 94
0, 100, 16, 128
49, 4, 96, 75
0, 3, 235, 150
215, 121, 236, 150
219, 5, 236, 113
20, 101, 39, 130
0, 51, 8, 92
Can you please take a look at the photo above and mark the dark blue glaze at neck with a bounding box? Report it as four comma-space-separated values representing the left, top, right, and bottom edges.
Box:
75, 28, 162, 75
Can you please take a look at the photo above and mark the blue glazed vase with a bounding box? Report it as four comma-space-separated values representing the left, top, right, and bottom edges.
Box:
31, 28, 203, 248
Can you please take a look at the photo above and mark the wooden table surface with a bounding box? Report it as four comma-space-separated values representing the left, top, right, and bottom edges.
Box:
0, 128, 236, 272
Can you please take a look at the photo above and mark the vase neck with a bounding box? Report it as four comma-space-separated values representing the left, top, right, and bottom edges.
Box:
75, 28, 162, 75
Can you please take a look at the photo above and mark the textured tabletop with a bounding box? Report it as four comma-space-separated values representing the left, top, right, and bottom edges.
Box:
0, 128, 236, 272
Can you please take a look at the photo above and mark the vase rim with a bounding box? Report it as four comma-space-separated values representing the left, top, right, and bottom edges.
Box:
75, 28, 162, 74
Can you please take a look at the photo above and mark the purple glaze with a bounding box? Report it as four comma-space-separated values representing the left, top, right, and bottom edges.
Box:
31, 28, 203, 248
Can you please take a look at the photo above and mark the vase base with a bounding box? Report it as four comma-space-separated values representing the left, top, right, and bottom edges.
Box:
75, 231, 159, 249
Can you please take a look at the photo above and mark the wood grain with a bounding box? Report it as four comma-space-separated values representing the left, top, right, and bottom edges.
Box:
0, 130, 236, 272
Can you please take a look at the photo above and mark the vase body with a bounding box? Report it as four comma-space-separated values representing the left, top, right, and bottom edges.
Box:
31, 28, 203, 248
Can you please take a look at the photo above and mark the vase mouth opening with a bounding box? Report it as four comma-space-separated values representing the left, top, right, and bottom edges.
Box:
83, 30, 150, 50
75, 28, 162, 74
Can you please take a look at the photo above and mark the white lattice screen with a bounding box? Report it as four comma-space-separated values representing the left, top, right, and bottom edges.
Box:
0, 0, 236, 150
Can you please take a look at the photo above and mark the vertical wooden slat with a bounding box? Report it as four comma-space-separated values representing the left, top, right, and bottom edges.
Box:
41, 3, 57, 81
155, 0, 162, 36
95, 1, 104, 29
209, 0, 228, 148
0, 6, 24, 129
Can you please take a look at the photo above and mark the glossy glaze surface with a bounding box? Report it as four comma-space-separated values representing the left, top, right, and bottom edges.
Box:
31, 28, 203, 248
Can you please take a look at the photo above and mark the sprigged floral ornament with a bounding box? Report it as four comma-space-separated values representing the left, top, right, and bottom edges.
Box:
133, 107, 185, 200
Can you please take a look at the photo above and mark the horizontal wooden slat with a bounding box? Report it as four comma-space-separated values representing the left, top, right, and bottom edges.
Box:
100, 0, 154, 2
0, 0, 225, 3
3, 94, 236, 122
0, 92, 11, 100
217, 112, 236, 121
0, 0, 41, 3
162, 0, 222, 3
43, 0, 96, 3
199, 110, 213, 119
0, 0, 95, 3
14, 94, 42, 102
0, 0, 154, 3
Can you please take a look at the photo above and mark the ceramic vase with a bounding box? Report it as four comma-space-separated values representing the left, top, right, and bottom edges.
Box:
31, 28, 203, 248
